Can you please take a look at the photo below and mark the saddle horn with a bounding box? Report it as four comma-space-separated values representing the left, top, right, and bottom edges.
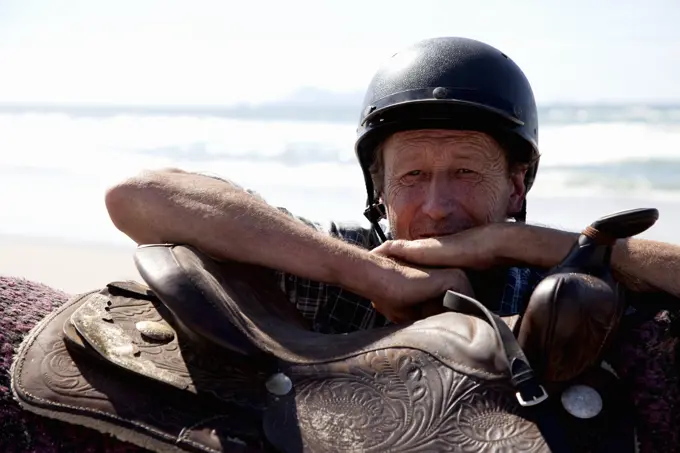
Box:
517, 208, 659, 383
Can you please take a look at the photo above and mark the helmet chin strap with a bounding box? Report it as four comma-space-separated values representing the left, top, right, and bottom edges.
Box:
363, 202, 387, 244
515, 199, 528, 223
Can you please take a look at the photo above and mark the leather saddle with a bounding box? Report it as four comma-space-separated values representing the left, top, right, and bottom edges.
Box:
10, 208, 658, 452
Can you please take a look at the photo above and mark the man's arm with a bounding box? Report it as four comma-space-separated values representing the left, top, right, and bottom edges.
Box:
104, 168, 467, 319
105, 169, 381, 296
373, 221, 680, 298
499, 224, 680, 297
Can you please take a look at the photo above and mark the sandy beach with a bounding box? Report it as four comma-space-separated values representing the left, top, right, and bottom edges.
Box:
0, 235, 141, 294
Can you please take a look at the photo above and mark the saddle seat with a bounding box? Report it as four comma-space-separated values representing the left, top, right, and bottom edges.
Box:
10, 208, 659, 453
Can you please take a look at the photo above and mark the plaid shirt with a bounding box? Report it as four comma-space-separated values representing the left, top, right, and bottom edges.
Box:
275, 209, 546, 334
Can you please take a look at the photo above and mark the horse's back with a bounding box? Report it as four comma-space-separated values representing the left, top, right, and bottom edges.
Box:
0, 276, 147, 453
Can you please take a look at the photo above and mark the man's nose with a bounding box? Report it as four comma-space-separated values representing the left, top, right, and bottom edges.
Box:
421, 176, 455, 221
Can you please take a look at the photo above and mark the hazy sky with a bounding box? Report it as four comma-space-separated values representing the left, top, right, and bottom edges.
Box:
0, 0, 678, 105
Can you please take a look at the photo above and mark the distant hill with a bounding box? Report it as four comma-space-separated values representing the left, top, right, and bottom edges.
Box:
0, 87, 366, 123
0, 88, 678, 125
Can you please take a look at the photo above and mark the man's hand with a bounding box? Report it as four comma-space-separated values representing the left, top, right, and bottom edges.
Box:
367, 255, 475, 324
373, 219, 680, 303
372, 223, 511, 271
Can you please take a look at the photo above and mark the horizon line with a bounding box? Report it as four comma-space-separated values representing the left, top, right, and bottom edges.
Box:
1, 100, 680, 110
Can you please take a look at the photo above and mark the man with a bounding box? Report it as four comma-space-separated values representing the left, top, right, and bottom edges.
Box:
105, 37, 680, 335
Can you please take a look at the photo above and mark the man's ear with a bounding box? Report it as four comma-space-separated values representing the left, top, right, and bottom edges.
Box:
507, 165, 528, 215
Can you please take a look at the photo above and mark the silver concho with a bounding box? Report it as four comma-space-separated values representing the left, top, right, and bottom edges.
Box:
135, 321, 175, 342
266, 372, 293, 396
561, 384, 603, 419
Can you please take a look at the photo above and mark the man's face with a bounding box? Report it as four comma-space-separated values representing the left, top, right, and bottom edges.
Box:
381, 129, 527, 240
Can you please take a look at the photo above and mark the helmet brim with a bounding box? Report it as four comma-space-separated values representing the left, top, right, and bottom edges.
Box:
360, 87, 526, 127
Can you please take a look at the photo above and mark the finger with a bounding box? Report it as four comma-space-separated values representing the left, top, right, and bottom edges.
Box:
441, 269, 475, 297
385, 240, 444, 266
370, 240, 395, 257
372, 301, 419, 324
372, 240, 440, 267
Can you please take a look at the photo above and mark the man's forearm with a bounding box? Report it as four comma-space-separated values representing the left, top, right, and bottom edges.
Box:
105, 169, 391, 300
610, 237, 680, 295
500, 224, 680, 297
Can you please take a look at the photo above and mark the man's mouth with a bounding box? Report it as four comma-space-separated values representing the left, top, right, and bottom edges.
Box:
416, 232, 454, 239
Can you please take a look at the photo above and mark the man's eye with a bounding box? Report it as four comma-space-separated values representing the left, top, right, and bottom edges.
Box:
399, 170, 423, 186
456, 168, 475, 174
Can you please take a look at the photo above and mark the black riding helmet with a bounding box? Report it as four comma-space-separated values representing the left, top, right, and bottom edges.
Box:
355, 37, 540, 242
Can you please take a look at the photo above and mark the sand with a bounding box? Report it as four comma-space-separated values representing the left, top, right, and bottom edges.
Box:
0, 235, 141, 294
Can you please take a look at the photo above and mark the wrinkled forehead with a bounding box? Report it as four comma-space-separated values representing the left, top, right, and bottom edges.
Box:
384, 129, 503, 158
380, 129, 507, 172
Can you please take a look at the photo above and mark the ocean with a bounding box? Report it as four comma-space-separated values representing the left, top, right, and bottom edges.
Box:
1, 103, 680, 246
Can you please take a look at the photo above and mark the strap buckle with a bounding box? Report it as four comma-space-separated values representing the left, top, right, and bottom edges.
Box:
516, 385, 549, 407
